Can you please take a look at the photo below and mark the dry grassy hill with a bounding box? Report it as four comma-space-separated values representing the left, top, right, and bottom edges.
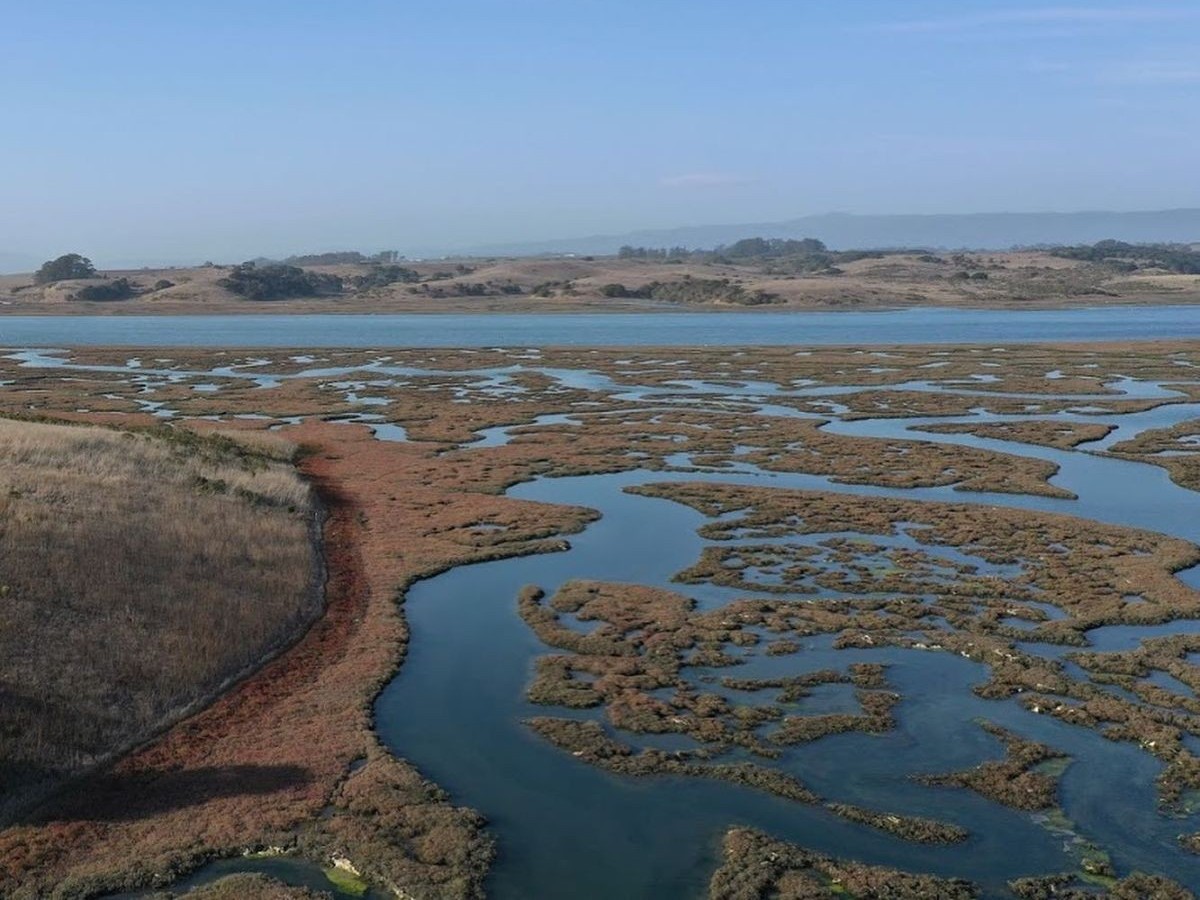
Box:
2, 248, 1199, 314
0, 419, 318, 819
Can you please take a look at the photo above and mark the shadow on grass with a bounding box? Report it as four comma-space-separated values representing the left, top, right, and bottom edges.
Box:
17, 764, 313, 825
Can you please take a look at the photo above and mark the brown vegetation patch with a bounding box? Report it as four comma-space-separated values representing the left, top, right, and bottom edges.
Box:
503, 408, 1072, 498
920, 420, 1115, 450
630, 482, 1200, 806
709, 827, 1194, 900
1107, 418, 1200, 493
708, 827, 976, 899
520, 581, 963, 843
1008, 872, 1193, 899
918, 722, 1069, 810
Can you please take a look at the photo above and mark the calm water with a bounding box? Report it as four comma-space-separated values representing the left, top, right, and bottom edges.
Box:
1, 305, 1200, 347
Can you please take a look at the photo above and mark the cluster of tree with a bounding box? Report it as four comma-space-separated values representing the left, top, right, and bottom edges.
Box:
600, 277, 777, 305
348, 264, 421, 289
720, 237, 828, 258
1049, 240, 1200, 274
34, 253, 96, 284
615, 237, 897, 275
219, 263, 344, 301
618, 237, 829, 260
615, 245, 695, 260
69, 277, 138, 301
281, 250, 404, 266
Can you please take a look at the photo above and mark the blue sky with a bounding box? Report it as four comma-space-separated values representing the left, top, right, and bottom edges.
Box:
3, 1, 1199, 263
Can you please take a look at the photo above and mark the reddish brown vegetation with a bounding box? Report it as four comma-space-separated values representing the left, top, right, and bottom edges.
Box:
710, 827, 1194, 900
920, 420, 1115, 450
919, 722, 1069, 811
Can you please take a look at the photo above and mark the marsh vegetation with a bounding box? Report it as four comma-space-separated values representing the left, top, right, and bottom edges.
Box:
4, 341, 1200, 896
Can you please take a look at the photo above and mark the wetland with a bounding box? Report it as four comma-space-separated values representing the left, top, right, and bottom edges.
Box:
3, 333, 1200, 898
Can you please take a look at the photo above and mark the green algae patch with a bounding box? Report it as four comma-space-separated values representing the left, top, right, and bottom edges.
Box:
1033, 807, 1076, 836
323, 864, 369, 896
1077, 844, 1117, 887
1031, 756, 1072, 779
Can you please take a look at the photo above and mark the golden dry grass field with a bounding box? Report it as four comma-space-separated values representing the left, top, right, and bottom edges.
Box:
0, 419, 318, 820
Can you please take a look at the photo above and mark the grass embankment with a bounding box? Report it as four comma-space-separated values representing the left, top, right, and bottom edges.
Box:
0, 419, 318, 818
0, 420, 592, 899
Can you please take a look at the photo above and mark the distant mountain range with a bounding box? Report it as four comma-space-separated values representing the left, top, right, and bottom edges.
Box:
463, 209, 1200, 257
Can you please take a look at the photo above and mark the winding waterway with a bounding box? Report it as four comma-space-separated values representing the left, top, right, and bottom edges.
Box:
377, 379, 1200, 898
8, 314, 1200, 898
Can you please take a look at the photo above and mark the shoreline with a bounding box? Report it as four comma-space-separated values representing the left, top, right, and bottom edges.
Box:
1, 293, 1198, 317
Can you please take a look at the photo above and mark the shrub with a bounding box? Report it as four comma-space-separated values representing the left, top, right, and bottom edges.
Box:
219, 263, 343, 301
531, 280, 568, 297
643, 278, 777, 305
69, 278, 137, 302
600, 283, 630, 298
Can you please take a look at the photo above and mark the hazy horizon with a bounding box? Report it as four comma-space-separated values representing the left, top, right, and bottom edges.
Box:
5, 1, 1199, 265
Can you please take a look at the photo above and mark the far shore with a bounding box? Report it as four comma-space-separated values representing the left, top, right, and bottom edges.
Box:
6, 246, 1200, 315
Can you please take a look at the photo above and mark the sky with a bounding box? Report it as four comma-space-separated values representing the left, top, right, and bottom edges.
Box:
2, 0, 1199, 265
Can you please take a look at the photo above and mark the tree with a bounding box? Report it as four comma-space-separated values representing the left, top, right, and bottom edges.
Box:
34, 253, 96, 284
